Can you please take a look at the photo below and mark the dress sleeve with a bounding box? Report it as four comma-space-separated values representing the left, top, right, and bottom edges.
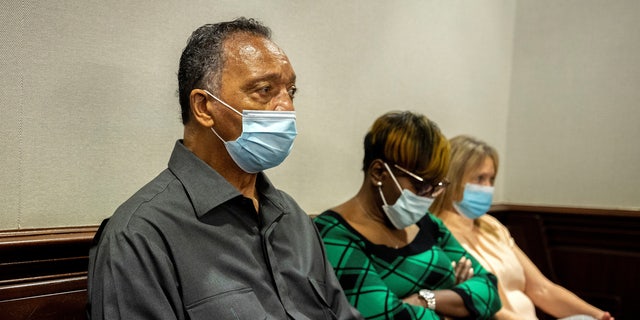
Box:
88, 224, 183, 320
314, 214, 440, 320
431, 215, 502, 319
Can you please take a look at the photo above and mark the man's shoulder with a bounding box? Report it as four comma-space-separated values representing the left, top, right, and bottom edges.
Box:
106, 169, 187, 232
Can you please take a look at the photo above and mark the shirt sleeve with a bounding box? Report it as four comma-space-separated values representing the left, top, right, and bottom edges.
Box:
310, 219, 365, 320
88, 223, 184, 320
431, 215, 502, 319
314, 214, 441, 320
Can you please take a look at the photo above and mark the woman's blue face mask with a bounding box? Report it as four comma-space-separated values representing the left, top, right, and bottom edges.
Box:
379, 163, 434, 229
454, 183, 494, 219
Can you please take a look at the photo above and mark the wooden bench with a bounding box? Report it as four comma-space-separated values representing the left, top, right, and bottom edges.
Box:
491, 205, 639, 320
1, 205, 637, 319
0, 226, 97, 320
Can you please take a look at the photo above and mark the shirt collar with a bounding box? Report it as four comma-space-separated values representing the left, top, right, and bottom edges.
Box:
167, 140, 289, 218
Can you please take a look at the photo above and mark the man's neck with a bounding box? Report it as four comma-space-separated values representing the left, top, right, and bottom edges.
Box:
183, 128, 260, 211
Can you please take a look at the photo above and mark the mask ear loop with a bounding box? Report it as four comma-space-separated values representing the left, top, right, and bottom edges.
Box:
382, 162, 404, 192
203, 90, 242, 116
376, 181, 389, 206
210, 127, 227, 143
203, 89, 243, 143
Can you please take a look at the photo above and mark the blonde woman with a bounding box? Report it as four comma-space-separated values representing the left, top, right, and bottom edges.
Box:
431, 135, 613, 320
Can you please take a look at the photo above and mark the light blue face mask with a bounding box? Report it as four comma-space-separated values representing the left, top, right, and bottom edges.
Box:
454, 183, 495, 219
204, 90, 297, 173
379, 163, 434, 229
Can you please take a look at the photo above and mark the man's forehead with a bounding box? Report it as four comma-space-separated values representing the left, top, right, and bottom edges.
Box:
224, 33, 285, 62
221, 33, 294, 82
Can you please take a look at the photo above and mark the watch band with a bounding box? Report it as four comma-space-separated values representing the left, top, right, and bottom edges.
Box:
418, 289, 436, 310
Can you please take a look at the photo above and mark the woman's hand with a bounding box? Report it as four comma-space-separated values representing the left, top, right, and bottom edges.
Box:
451, 256, 473, 284
599, 311, 614, 320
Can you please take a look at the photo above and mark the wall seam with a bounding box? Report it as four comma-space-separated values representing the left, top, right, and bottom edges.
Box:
16, 0, 26, 230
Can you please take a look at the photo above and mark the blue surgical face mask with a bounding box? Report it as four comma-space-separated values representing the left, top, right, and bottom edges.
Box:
204, 90, 297, 173
379, 163, 434, 229
454, 183, 494, 219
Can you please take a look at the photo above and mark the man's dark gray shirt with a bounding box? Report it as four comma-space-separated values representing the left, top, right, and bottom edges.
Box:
88, 140, 361, 320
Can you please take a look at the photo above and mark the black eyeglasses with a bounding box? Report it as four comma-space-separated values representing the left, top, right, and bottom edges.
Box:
393, 164, 450, 198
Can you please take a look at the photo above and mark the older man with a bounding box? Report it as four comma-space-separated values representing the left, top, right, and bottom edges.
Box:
88, 17, 361, 320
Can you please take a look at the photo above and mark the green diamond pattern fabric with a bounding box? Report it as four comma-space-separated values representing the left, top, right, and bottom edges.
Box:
314, 210, 501, 319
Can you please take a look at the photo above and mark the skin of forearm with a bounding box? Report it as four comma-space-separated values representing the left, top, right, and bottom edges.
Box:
434, 290, 470, 317
403, 290, 470, 318
402, 293, 424, 307
528, 283, 603, 319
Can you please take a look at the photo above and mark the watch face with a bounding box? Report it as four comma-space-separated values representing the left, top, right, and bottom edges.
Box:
419, 289, 436, 310
420, 289, 435, 299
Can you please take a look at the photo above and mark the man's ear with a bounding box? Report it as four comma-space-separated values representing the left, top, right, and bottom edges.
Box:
189, 89, 214, 127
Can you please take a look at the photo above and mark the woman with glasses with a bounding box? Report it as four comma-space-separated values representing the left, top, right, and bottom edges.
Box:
431, 135, 613, 320
314, 111, 501, 319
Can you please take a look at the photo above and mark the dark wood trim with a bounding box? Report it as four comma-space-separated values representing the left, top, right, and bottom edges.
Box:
0, 226, 97, 287
0, 226, 98, 319
0, 226, 98, 238
490, 203, 640, 217
489, 205, 639, 320
1, 205, 638, 319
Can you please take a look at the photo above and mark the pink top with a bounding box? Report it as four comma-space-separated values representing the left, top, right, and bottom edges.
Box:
439, 211, 538, 319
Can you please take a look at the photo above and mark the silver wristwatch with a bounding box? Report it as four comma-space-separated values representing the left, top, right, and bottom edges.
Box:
418, 289, 436, 310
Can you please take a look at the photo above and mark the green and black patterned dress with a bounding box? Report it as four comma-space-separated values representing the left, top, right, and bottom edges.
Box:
314, 210, 501, 320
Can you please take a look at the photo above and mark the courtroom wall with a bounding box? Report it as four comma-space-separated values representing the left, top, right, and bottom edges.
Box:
1, 0, 637, 230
